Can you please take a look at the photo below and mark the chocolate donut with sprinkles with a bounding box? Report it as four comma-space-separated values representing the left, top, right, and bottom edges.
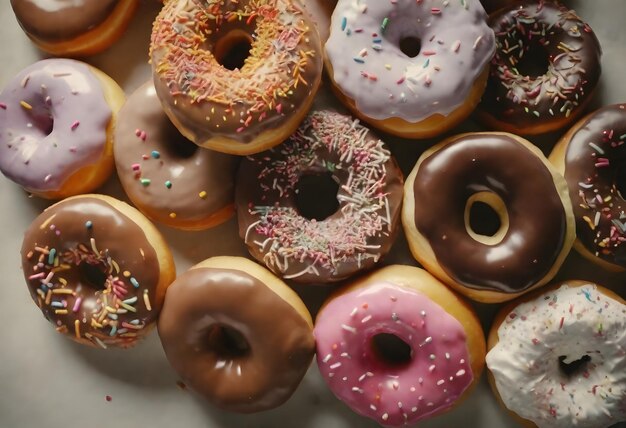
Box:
315, 265, 485, 427
150, 0, 323, 155
550, 104, 626, 271
325, 0, 495, 138
21, 195, 176, 349
236, 110, 404, 284
477, 0, 602, 135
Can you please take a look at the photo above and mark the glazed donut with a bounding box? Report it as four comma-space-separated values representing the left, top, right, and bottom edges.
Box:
150, 0, 323, 155
236, 110, 404, 284
324, 0, 495, 138
486, 281, 626, 428
10, 0, 139, 56
477, 0, 602, 135
0, 59, 125, 199
158, 256, 315, 413
550, 104, 626, 271
403, 132, 575, 303
315, 265, 485, 427
21, 194, 176, 349
114, 82, 239, 231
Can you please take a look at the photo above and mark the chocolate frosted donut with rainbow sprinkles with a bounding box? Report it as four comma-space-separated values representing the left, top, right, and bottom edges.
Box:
236, 110, 404, 284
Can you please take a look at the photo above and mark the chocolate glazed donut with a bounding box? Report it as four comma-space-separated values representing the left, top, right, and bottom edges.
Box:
158, 257, 315, 413
403, 132, 575, 303
550, 104, 626, 271
478, 0, 601, 135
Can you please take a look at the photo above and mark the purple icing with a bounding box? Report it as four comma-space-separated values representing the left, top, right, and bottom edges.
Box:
326, 0, 495, 122
0, 59, 111, 192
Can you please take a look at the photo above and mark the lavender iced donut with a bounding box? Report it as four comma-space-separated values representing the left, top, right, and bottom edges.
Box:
0, 59, 125, 199
114, 82, 239, 231
325, 0, 495, 138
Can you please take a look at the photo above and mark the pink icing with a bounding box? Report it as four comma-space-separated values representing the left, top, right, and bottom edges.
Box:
314, 282, 473, 427
326, 0, 495, 122
0, 59, 111, 192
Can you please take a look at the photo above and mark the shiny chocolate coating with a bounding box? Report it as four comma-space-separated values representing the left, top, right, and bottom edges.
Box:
479, 1, 601, 132
412, 133, 569, 293
562, 104, 626, 267
21, 196, 162, 348
10, 0, 119, 42
158, 267, 315, 413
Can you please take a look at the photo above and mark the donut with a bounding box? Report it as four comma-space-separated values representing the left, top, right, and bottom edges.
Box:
236, 110, 404, 284
486, 281, 626, 428
302, 0, 337, 43
158, 256, 315, 413
477, 0, 602, 135
314, 265, 485, 427
0, 59, 125, 199
324, 0, 495, 139
402, 132, 575, 303
10, 0, 139, 56
20, 194, 176, 349
150, 0, 323, 155
549, 104, 626, 271
114, 81, 239, 231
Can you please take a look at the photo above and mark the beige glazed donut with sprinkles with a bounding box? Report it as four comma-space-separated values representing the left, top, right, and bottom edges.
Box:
150, 0, 323, 155
21, 194, 176, 349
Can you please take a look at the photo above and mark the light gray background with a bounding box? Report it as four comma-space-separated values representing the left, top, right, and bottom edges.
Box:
0, 1, 625, 427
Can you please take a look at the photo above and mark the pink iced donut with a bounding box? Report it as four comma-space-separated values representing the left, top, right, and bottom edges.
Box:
314, 265, 485, 427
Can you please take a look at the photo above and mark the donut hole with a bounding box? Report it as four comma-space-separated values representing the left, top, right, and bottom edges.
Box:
515, 41, 550, 78
161, 121, 199, 159
615, 166, 626, 199
295, 172, 340, 221
371, 333, 413, 366
205, 324, 250, 359
399, 36, 422, 58
558, 354, 591, 377
464, 192, 509, 245
24, 97, 54, 136
78, 262, 108, 290
214, 30, 253, 71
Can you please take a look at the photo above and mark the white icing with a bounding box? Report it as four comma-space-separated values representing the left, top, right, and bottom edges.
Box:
486, 284, 626, 428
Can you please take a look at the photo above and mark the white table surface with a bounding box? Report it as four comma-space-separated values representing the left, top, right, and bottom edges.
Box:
1, 1, 625, 427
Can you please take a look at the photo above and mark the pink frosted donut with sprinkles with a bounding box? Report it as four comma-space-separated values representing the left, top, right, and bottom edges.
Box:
0, 59, 125, 199
235, 110, 404, 284
20, 195, 176, 349
550, 104, 626, 272
150, 0, 323, 155
314, 265, 486, 427
325, 0, 495, 138
487, 281, 626, 428
477, 0, 602, 135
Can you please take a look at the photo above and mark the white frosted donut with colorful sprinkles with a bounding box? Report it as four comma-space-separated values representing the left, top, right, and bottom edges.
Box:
314, 265, 485, 427
487, 281, 626, 428
325, 0, 495, 138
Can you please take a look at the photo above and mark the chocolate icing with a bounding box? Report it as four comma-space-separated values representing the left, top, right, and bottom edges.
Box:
158, 267, 315, 413
114, 82, 239, 227
10, 0, 119, 42
236, 110, 404, 284
480, 1, 601, 131
412, 133, 568, 293
21, 196, 162, 348
562, 104, 626, 267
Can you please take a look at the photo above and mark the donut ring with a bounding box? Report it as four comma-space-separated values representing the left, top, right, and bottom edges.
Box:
315, 265, 485, 427
550, 104, 626, 272
114, 82, 239, 230
486, 281, 626, 428
150, 0, 323, 155
158, 257, 315, 413
403, 132, 575, 303
0, 59, 125, 199
477, 0, 602, 135
20, 195, 176, 349
325, 0, 495, 138
236, 110, 404, 284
